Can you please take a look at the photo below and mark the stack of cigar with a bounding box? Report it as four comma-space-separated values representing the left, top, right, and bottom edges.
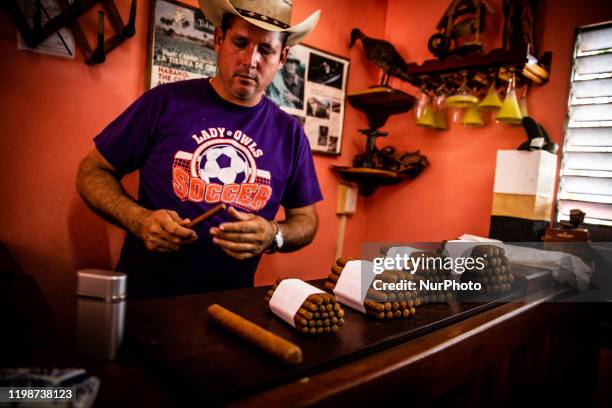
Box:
325, 257, 421, 320
409, 251, 456, 303
461, 245, 515, 293
265, 280, 345, 335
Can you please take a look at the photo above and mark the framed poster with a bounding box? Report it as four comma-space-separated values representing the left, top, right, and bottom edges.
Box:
147, 0, 216, 88
266, 45, 349, 155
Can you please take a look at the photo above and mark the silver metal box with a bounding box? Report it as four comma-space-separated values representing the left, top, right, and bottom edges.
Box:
77, 269, 126, 302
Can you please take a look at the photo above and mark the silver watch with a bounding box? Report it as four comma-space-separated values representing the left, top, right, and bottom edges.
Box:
266, 221, 284, 253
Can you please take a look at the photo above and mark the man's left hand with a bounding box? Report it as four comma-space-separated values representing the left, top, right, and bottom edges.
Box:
209, 206, 276, 260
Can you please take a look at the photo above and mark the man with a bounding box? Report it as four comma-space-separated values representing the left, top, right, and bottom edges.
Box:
281, 57, 304, 108
76, 0, 322, 299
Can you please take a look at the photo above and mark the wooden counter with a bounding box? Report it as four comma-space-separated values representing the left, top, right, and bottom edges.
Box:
125, 280, 599, 407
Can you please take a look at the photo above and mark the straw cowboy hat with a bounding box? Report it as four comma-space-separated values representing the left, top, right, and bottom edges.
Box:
198, 0, 320, 46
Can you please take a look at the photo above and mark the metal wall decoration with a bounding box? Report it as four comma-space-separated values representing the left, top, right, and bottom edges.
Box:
5, 0, 137, 65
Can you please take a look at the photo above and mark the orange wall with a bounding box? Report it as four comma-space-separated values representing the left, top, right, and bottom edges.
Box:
358, 0, 612, 243
0, 0, 386, 308
1, 0, 611, 310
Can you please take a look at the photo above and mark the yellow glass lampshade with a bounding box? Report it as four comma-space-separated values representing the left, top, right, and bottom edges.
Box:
416, 105, 436, 128
477, 85, 503, 110
446, 94, 479, 108
496, 90, 523, 125
462, 107, 484, 127
434, 110, 448, 130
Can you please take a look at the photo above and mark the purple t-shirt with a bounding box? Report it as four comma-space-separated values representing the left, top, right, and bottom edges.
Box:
94, 78, 323, 298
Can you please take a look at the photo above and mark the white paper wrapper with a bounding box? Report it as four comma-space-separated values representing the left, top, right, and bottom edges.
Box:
333, 260, 376, 313
269, 279, 325, 327
442, 240, 504, 276
385, 246, 420, 258
458, 234, 592, 291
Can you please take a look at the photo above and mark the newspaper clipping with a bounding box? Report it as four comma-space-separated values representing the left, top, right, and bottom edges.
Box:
149, 0, 216, 88
266, 45, 348, 155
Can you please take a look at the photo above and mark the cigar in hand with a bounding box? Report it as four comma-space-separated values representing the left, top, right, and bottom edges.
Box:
185, 203, 226, 229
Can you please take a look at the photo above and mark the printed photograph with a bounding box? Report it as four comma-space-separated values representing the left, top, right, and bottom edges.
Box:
306, 97, 331, 119
149, 0, 216, 87
266, 53, 306, 110
318, 126, 329, 146
307, 53, 344, 89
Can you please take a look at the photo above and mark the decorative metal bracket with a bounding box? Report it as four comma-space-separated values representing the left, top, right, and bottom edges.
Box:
4, 0, 137, 65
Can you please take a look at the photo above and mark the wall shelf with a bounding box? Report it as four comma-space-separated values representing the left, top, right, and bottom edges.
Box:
347, 86, 415, 130
405, 47, 552, 88
331, 166, 408, 197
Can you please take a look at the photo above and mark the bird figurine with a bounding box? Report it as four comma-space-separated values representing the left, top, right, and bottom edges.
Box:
349, 28, 411, 86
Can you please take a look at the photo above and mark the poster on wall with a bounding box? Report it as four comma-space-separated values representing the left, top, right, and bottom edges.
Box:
266, 45, 349, 155
147, 0, 216, 88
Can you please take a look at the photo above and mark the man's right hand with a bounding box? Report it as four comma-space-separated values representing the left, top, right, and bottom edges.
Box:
138, 209, 198, 253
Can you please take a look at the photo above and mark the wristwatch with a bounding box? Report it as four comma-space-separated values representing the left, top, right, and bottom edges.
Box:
265, 221, 284, 253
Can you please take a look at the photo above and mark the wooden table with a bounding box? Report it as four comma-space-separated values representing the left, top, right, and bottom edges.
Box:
125, 279, 598, 407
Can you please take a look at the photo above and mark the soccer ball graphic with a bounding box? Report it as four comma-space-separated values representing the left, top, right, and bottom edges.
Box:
198, 145, 249, 185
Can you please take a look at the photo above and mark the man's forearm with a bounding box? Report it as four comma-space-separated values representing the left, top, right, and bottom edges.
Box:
76, 158, 148, 237
278, 210, 318, 252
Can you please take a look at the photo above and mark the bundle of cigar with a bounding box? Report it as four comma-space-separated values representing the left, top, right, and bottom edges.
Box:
461, 245, 515, 293
264, 279, 345, 335
325, 257, 421, 320
408, 251, 456, 303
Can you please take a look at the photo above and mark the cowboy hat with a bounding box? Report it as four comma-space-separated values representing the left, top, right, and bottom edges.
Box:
198, 0, 320, 46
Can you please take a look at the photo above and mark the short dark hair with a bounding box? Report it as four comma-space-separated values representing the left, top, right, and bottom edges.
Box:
220, 14, 289, 49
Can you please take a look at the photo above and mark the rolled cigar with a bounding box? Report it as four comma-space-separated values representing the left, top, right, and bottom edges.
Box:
337, 318, 345, 326
336, 257, 351, 267
393, 310, 401, 318
367, 310, 385, 319
322, 312, 329, 319
185, 204, 226, 229
383, 302, 392, 311
207, 304, 302, 365
402, 309, 410, 318
324, 281, 336, 291
385, 311, 393, 319
336, 309, 345, 318
295, 316, 308, 326
366, 288, 387, 303
331, 265, 344, 275
318, 304, 326, 313
308, 294, 324, 305
331, 325, 339, 333
298, 308, 313, 320
392, 301, 399, 311
313, 312, 320, 319
326, 304, 333, 312
365, 300, 384, 312
303, 300, 318, 311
